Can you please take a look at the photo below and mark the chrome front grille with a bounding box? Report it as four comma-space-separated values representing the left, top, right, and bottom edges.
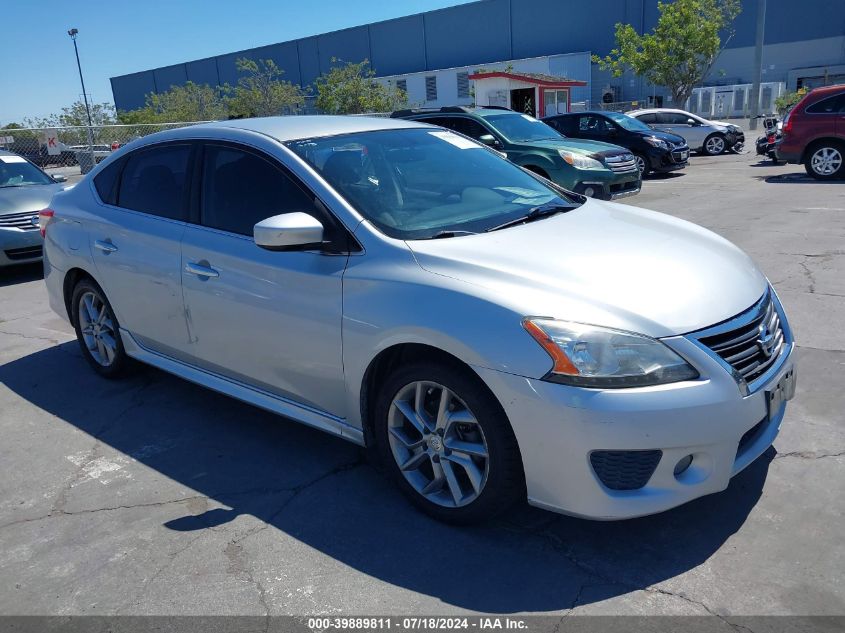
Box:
0, 211, 41, 231
603, 153, 639, 173
696, 292, 786, 384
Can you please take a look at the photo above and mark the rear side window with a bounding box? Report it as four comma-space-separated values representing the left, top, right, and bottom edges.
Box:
93, 158, 124, 205
806, 93, 845, 114
118, 144, 191, 220
636, 113, 657, 124
201, 145, 318, 236
546, 117, 572, 134
448, 117, 490, 140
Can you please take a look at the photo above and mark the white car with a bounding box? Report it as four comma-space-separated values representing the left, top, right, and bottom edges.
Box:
628, 108, 746, 155
42, 116, 795, 523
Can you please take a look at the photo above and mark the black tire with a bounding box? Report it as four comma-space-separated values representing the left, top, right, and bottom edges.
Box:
702, 133, 727, 156
374, 360, 524, 524
71, 278, 130, 379
633, 153, 650, 177
803, 140, 845, 181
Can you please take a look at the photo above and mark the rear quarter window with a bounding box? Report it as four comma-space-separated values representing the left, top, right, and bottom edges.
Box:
93, 158, 125, 205
806, 93, 845, 114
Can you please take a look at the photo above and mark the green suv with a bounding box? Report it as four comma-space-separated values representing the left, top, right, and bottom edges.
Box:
391, 106, 641, 200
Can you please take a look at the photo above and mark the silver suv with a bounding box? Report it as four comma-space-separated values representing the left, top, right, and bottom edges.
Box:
628, 108, 745, 155
42, 116, 794, 523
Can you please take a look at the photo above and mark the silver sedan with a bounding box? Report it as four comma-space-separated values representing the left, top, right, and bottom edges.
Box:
43, 116, 795, 523
0, 151, 67, 266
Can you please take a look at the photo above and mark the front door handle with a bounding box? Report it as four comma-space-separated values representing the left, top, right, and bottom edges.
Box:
94, 239, 118, 254
185, 261, 219, 278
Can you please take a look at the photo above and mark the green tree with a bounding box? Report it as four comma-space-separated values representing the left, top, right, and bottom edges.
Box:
594, 0, 741, 106
25, 100, 117, 128
315, 58, 407, 114
774, 87, 809, 114
120, 82, 230, 123
228, 58, 304, 117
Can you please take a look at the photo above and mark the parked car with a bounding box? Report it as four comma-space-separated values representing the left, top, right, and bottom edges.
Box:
543, 111, 689, 176
43, 116, 796, 523
628, 108, 745, 155
0, 150, 67, 267
392, 106, 641, 200
776, 83, 845, 180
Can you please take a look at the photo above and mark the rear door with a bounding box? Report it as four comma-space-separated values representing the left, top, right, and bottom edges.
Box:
179, 142, 348, 417
87, 142, 193, 358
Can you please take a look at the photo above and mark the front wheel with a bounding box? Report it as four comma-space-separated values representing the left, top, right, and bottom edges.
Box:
71, 279, 130, 378
633, 153, 650, 177
804, 142, 844, 180
375, 361, 524, 524
703, 134, 726, 156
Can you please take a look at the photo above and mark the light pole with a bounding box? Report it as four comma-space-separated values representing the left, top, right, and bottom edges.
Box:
68, 28, 95, 165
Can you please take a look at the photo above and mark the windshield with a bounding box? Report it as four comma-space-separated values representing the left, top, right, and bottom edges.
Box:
604, 111, 654, 133
287, 128, 576, 240
0, 156, 54, 188
484, 113, 562, 142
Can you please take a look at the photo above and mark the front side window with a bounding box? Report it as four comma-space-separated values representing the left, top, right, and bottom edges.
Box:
635, 113, 657, 125
201, 145, 319, 236
484, 113, 561, 142
118, 144, 191, 220
0, 155, 54, 188
287, 128, 576, 240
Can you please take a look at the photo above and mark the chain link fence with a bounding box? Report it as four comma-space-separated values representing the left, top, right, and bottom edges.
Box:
0, 122, 213, 177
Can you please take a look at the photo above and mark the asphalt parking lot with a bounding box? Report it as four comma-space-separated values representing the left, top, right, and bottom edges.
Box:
1, 151, 843, 618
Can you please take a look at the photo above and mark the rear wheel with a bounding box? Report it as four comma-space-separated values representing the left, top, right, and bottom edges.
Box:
703, 134, 726, 156
375, 361, 524, 524
71, 279, 130, 378
804, 142, 844, 180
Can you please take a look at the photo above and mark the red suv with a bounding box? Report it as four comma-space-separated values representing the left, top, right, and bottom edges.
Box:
777, 84, 845, 180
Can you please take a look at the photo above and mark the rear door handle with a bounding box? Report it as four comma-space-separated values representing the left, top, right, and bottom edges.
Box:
185, 261, 219, 278
94, 239, 118, 253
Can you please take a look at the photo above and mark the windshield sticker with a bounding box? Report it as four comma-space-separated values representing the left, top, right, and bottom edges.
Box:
428, 130, 481, 150
0, 155, 27, 163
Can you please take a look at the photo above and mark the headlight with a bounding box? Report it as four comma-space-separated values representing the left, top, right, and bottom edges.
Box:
644, 136, 669, 150
558, 150, 604, 170
523, 318, 699, 388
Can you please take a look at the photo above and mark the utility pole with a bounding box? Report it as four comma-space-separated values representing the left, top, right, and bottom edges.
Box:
748, 0, 767, 130
68, 28, 96, 170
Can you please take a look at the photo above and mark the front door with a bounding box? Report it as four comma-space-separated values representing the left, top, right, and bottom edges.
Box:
180, 142, 348, 417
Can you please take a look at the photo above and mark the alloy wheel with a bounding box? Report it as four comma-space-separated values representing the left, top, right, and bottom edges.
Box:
78, 291, 118, 366
387, 381, 490, 508
810, 147, 843, 176
634, 155, 646, 174
705, 136, 725, 155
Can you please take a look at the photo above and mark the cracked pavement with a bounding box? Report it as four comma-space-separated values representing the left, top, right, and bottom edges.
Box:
0, 153, 843, 617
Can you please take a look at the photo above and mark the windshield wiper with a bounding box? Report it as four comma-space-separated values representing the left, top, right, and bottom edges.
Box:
429, 230, 478, 239
485, 203, 573, 232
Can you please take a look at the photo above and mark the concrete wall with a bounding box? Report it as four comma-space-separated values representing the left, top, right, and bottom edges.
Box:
111, 0, 845, 113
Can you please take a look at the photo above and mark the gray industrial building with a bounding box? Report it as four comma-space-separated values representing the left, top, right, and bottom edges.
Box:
110, 0, 845, 116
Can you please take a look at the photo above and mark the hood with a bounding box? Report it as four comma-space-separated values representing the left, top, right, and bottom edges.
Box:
406, 200, 767, 337
520, 137, 628, 156
0, 183, 65, 216
636, 129, 687, 145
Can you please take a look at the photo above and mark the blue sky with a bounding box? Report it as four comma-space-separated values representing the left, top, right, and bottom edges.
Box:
0, 0, 474, 125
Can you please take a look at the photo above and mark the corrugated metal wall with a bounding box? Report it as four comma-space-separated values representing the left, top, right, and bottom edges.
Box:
110, 0, 845, 112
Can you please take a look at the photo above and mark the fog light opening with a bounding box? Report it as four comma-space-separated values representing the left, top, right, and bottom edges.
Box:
583, 186, 596, 197
674, 454, 694, 477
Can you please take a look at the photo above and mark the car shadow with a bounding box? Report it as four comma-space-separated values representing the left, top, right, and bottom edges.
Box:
0, 262, 43, 288
761, 173, 845, 184
0, 343, 774, 613
644, 171, 685, 181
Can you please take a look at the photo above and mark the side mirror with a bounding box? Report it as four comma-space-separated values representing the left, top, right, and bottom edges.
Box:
478, 134, 500, 148
686, 118, 697, 126
254, 212, 324, 251
52, 174, 67, 183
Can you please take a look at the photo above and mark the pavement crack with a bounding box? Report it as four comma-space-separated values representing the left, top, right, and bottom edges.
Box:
0, 328, 63, 346
774, 450, 844, 460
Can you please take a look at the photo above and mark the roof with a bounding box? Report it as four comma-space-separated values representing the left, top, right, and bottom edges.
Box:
186, 115, 426, 142
627, 108, 691, 116
467, 71, 587, 87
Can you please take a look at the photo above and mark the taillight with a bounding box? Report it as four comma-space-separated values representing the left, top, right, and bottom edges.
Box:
767, 134, 776, 143
782, 117, 792, 133
38, 209, 54, 238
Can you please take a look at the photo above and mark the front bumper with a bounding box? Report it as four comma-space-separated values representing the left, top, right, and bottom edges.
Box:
474, 317, 795, 520
726, 130, 745, 149
0, 227, 43, 267
572, 174, 641, 201
648, 145, 689, 173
